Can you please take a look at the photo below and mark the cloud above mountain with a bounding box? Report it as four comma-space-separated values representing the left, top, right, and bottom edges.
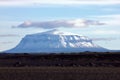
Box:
15, 19, 104, 29
0, 34, 19, 37
0, 0, 120, 7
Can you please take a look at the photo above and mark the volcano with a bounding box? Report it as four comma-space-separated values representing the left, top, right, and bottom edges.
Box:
6, 29, 108, 53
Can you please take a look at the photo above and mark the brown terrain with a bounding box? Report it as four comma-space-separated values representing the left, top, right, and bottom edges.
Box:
0, 52, 120, 80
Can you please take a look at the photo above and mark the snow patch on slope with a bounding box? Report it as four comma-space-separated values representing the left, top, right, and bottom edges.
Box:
5, 29, 108, 53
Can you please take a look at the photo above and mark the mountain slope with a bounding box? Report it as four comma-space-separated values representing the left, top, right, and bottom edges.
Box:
6, 29, 108, 53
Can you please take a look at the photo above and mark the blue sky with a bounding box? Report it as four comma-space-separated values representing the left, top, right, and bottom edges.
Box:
0, 0, 120, 51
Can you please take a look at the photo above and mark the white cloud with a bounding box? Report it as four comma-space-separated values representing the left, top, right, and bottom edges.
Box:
96, 14, 120, 19
92, 37, 117, 41
70, 0, 120, 5
0, 41, 14, 44
0, 0, 74, 6
98, 15, 120, 26
93, 30, 120, 35
0, 34, 19, 37
15, 19, 104, 29
0, 0, 120, 6
91, 14, 120, 27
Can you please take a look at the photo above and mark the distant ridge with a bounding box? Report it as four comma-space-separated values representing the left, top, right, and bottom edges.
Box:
5, 29, 108, 53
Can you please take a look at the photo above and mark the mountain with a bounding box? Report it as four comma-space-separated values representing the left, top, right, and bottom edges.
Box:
5, 29, 108, 53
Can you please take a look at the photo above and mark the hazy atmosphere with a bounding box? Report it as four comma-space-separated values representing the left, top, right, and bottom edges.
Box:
0, 0, 120, 51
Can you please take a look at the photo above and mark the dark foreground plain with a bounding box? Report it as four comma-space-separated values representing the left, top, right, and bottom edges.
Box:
0, 67, 120, 80
0, 52, 120, 80
0, 52, 120, 67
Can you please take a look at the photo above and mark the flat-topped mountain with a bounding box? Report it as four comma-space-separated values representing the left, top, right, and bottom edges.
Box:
6, 29, 108, 53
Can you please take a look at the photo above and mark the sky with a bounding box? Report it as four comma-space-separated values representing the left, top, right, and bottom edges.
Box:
0, 0, 120, 51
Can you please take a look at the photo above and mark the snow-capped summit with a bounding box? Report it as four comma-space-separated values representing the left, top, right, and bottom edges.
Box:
34, 29, 78, 35
6, 29, 108, 53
